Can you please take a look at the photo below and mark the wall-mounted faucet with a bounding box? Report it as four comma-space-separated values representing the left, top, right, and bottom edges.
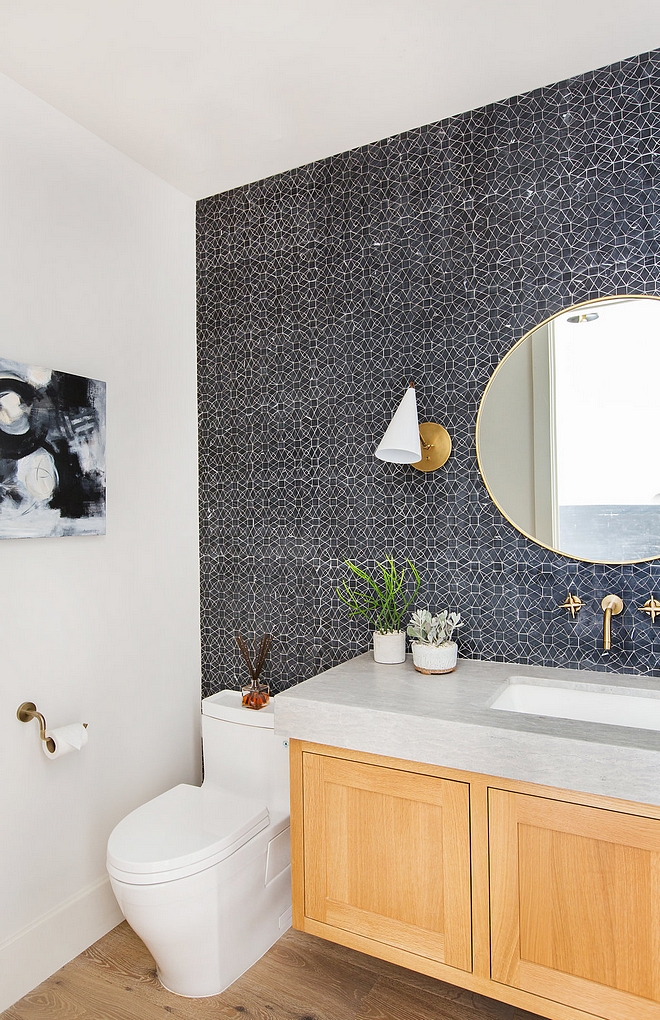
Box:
558, 592, 626, 650
600, 595, 623, 651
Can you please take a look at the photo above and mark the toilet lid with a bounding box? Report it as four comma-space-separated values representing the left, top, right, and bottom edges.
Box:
107, 784, 269, 876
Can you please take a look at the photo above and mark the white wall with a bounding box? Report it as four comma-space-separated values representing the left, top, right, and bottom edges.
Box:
0, 73, 200, 1011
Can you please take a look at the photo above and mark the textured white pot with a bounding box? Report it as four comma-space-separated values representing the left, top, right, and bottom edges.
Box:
411, 641, 458, 674
372, 630, 406, 664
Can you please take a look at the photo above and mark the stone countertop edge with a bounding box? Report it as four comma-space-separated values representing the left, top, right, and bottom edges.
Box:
273, 653, 660, 808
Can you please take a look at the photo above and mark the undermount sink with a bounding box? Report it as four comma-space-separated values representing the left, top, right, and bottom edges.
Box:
490, 676, 660, 732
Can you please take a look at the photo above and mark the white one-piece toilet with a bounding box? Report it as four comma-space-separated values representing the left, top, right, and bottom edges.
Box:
106, 691, 291, 997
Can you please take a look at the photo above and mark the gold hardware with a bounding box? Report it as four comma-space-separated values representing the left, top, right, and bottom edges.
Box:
638, 597, 660, 623
17, 702, 55, 753
16, 701, 88, 754
411, 422, 452, 472
600, 595, 624, 651
558, 593, 583, 618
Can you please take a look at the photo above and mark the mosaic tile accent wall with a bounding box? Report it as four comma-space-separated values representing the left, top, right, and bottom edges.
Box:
198, 48, 660, 695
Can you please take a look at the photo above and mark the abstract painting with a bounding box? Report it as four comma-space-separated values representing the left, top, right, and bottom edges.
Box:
0, 358, 105, 538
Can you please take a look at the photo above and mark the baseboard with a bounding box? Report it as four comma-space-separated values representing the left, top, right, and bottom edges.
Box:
0, 875, 123, 1012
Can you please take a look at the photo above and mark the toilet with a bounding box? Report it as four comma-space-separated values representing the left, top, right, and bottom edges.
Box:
106, 691, 291, 997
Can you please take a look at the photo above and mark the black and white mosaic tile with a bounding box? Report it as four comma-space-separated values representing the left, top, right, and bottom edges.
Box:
198, 48, 660, 696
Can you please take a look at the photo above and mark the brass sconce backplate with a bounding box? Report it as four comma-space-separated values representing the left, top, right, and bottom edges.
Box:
412, 423, 452, 472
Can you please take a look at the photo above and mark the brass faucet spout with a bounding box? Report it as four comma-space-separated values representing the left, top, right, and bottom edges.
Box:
603, 607, 613, 650
600, 595, 624, 651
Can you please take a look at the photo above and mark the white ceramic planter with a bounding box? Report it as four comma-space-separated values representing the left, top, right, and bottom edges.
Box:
411, 641, 458, 674
373, 630, 406, 664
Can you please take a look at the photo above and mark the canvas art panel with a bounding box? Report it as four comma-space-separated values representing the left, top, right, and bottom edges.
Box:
0, 358, 106, 538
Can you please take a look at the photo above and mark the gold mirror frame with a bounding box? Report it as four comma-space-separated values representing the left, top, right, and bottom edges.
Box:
475, 293, 660, 565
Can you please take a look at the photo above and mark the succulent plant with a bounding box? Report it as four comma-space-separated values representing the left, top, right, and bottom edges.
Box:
407, 608, 462, 647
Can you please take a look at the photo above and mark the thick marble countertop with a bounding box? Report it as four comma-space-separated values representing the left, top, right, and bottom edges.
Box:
273, 654, 660, 807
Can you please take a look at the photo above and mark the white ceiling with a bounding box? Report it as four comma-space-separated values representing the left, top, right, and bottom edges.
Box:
1, 1, 660, 200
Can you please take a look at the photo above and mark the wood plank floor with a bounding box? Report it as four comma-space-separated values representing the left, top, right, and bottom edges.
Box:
2, 922, 545, 1020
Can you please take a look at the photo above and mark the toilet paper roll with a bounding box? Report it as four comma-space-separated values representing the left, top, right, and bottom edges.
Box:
42, 723, 88, 759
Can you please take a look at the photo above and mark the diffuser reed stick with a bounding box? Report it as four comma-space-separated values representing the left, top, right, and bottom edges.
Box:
235, 632, 273, 709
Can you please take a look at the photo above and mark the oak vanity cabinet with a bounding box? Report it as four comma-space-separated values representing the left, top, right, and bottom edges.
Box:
290, 740, 660, 1020
489, 789, 660, 1020
298, 749, 472, 971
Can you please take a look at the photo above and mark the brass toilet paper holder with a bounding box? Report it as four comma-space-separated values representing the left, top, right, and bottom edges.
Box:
17, 701, 88, 754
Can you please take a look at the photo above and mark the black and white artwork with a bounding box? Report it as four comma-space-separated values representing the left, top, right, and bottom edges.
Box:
0, 358, 105, 538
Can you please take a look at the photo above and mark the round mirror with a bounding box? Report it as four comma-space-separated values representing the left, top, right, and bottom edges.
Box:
476, 295, 660, 564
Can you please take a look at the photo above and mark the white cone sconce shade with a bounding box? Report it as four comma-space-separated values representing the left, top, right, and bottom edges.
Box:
375, 384, 452, 473
375, 384, 421, 463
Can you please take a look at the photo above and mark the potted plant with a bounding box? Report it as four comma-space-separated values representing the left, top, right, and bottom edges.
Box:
336, 554, 421, 663
407, 608, 463, 674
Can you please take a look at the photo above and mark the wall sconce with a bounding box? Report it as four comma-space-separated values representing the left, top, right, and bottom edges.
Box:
375, 383, 451, 473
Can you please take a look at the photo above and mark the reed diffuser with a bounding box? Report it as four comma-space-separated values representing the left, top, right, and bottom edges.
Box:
235, 632, 273, 709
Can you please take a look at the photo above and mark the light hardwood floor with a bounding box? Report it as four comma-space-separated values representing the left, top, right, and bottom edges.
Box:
2, 922, 545, 1020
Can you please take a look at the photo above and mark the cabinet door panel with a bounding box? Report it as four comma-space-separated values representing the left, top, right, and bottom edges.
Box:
303, 753, 472, 971
490, 788, 660, 1020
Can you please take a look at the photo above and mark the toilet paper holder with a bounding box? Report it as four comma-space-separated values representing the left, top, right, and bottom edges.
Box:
16, 701, 88, 754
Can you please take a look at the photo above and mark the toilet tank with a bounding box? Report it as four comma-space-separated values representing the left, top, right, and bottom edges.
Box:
201, 691, 290, 816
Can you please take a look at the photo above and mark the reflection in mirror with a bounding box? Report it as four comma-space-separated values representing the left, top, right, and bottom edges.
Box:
476, 296, 660, 564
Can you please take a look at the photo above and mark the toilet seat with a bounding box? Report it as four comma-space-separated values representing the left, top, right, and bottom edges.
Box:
107, 783, 269, 886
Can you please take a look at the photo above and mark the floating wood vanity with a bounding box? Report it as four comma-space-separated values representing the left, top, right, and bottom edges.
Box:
275, 655, 660, 1020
